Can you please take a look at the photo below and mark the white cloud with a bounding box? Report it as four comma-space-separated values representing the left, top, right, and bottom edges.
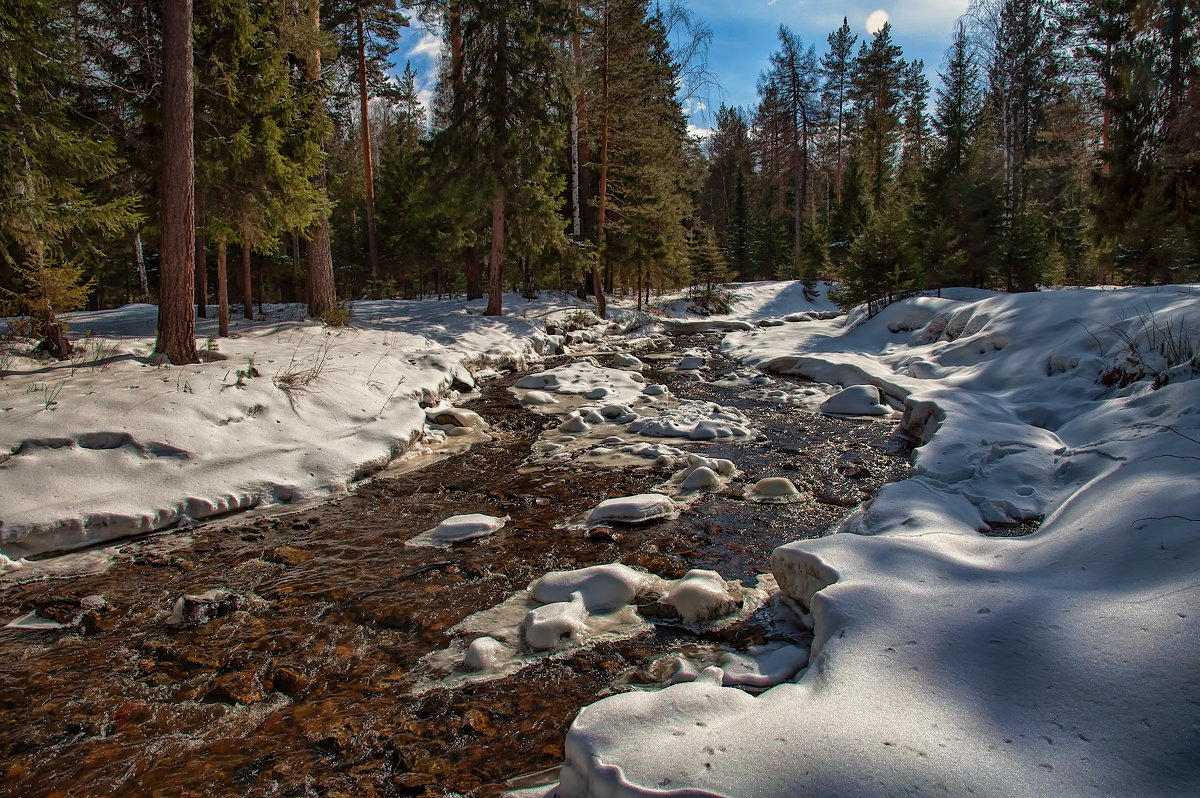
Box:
409, 31, 444, 62
688, 124, 714, 140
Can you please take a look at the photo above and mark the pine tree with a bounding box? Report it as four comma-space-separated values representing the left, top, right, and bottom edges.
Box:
446, 0, 570, 316
850, 22, 905, 211
821, 17, 858, 203
686, 224, 732, 313
835, 185, 919, 314
156, 0, 200, 364
987, 0, 1057, 290
759, 26, 820, 277
374, 63, 433, 296
299, 0, 340, 321
321, 0, 409, 282
195, 0, 327, 332
927, 24, 997, 288
590, 0, 695, 313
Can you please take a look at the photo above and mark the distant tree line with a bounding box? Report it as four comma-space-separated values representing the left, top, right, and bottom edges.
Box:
1, 0, 719, 363
702, 1, 1199, 314
2, 0, 1196, 361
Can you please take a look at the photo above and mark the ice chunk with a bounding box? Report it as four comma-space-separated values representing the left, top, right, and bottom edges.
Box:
432, 513, 506, 543
558, 416, 591, 434
612, 353, 643, 370
523, 390, 558, 405
746, 476, 803, 503
641, 384, 668, 396
425, 403, 484, 428
515, 374, 559, 390
588, 493, 679, 526
664, 569, 740, 622
464, 636, 513, 671
678, 352, 706, 370
680, 466, 722, 491
820, 384, 890, 416
522, 592, 590, 650
531, 563, 663, 612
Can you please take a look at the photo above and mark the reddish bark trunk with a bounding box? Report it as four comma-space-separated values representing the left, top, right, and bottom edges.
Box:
216, 240, 229, 337
155, 0, 199, 364
303, 0, 337, 320
242, 240, 253, 320
357, 4, 380, 280
465, 246, 482, 300
485, 190, 505, 316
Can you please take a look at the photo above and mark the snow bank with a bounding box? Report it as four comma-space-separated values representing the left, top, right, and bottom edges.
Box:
557, 285, 1200, 796
0, 293, 586, 563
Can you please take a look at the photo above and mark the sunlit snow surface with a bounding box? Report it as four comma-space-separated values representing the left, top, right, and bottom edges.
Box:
549, 284, 1200, 797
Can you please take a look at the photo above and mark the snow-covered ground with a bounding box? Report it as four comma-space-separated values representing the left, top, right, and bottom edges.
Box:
551, 284, 1200, 797
0, 293, 643, 564
3, 281, 1199, 795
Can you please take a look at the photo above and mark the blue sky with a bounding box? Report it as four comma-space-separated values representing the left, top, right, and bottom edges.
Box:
392, 1, 971, 134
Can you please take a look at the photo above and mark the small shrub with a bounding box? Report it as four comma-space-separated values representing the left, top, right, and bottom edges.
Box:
686, 283, 735, 316
273, 342, 331, 396
365, 279, 400, 300
318, 304, 353, 328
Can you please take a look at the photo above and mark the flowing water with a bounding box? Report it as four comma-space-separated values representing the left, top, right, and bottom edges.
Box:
0, 335, 912, 797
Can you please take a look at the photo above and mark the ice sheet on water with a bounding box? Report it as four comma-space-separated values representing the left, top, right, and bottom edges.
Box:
531, 564, 668, 612
627, 400, 754, 441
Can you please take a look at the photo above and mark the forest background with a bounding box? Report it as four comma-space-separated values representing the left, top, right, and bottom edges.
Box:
1, 0, 1197, 363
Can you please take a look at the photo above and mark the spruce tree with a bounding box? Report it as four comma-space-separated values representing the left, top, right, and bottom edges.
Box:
1, 0, 140, 357
759, 26, 820, 277
446, 0, 570, 316
850, 22, 905, 211
821, 17, 858, 203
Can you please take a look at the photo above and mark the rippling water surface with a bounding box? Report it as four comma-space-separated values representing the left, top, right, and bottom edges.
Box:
0, 336, 911, 797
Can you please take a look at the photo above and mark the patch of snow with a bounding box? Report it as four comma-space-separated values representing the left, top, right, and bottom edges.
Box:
531, 564, 667, 612
819, 383, 891, 416
587, 494, 679, 526
662, 569, 741, 622
550, 284, 1200, 797
407, 513, 507, 548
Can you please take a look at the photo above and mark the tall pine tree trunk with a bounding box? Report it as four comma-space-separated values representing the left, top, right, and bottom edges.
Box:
195, 191, 207, 317
155, 0, 199, 365
356, 3, 380, 280
593, 5, 610, 319
465, 246, 482, 300
303, 0, 337, 320
216, 239, 229, 337
242, 240, 253, 320
484, 11, 508, 317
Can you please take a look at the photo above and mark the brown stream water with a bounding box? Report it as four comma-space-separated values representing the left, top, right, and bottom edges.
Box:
0, 335, 911, 797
